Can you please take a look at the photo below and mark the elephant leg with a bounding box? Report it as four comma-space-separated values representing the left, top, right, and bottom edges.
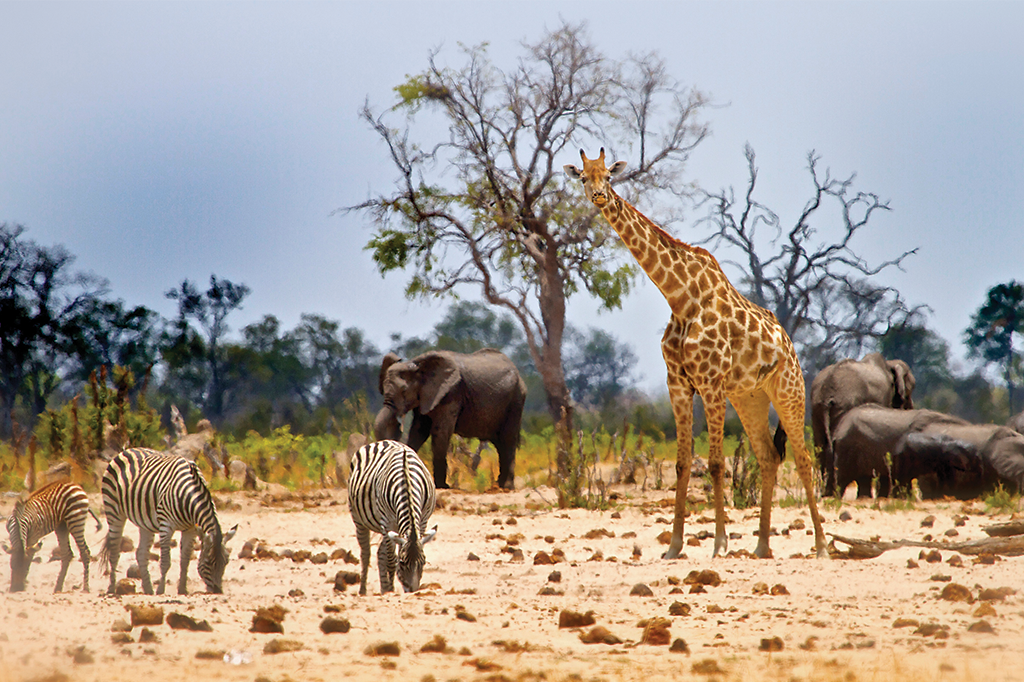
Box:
855, 475, 874, 499
431, 429, 452, 489
495, 405, 523, 490
407, 415, 431, 452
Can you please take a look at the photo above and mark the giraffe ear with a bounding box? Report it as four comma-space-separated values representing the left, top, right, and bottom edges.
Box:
609, 160, 628, 176
564, 164, 582, 179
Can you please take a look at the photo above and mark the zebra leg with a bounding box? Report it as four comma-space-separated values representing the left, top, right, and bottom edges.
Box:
377, 535, 396, 593
156, 526, 175, 596
177, 529, 197, 595
136, 529, 156, 595
53, 524, 73, 593
104, 516, 127, 594
355, 525, 372, 596
69, 510, 91, 593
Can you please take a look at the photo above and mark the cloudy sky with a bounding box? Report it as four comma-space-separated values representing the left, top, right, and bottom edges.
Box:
3, 2, 1021, 392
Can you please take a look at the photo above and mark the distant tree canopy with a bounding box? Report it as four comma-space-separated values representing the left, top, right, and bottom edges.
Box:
353, 20, 710, 430
964, 280, 1024, 417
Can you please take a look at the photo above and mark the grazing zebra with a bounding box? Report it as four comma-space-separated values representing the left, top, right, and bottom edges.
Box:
348, 440, 437, 595
100, 447, 237, 595
6, 481, 100, 593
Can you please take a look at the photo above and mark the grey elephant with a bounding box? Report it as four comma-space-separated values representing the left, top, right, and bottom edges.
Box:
1007, 410, 1024, 436
897, 422, 1024, 498
810, 353, 916, 496
832, 404, 965, 498
373, 348, 527, 490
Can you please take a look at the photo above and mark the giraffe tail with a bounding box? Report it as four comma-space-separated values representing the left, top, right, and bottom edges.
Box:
772, 423, 788, 462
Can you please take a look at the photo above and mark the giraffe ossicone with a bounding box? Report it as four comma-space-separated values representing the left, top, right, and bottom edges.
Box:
565, 148, 827, 560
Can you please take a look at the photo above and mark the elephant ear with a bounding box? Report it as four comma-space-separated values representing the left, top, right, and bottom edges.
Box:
413, 352, 462, 414
379, 352, 402, 395
888, 360, 915, 409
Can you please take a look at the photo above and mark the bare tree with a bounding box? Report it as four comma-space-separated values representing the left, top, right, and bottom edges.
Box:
350, 22, 709, 434
698, 144, 921, 375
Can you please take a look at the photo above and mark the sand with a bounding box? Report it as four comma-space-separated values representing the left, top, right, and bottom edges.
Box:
2, 481, 1023, 682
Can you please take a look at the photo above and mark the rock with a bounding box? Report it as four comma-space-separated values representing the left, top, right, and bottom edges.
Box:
892, 617, 919, 629
974, 603, 998, 618
630, 583, 654, 597
250, 605, 287, 633
194, 649, 225, 660
839, 510, 852, 521
641, 617, 671, 645
558, 610, 596, 628
979, 587, 1017, 601
111, 633, 133, 644
310, 552, 328, 565
579, 626, 622, 645
126, 605, 164, 627
770, 584, 790, 596
467, 552, 480, 561
334, 571, 360, 591
364, 641, 401, 657
921, 515, 936, 528
669, 638, 690, 654
110, 619, 132, 632
940, 583, 973, 603
759, 637, 784, 652
115, 579, 136, 595
533, 551, 555, 565
319, 617, 351, 634
167, 612, 213, 631
455, 607, 477, 622
967, 620, 995, 634
263, 638, 303, 655
548, 571, 562, 583
238, 540, 255, 559
913, 623, 949, 637
69, 645, 94, 665
683, 569, 721, 587
227, 460, 258, 490
420, 635, 450, 653
668, 601, 691, 616
752, 582, 769, 595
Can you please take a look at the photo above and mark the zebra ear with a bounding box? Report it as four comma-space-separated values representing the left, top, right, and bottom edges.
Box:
2, 542, 9, 554
223, 524, 238, 543
422, 525, 438, 545
387, 531, 407, 547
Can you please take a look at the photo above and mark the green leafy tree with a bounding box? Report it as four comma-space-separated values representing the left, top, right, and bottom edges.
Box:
964, 280, 1024, 416
350, 21, 709, 433
163, 275, 251, 424
0, 223, 108, 437
564, 326, 639, 413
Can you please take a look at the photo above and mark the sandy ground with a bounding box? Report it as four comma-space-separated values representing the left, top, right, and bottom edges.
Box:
2, 480, 1023, 682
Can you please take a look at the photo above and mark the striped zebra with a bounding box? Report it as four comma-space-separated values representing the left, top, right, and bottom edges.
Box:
5, 481, 100, 593
348, 440, 437, 595
100, 447, 237, 595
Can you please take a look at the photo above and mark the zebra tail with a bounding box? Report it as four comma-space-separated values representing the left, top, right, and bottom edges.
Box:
89, 508, 103, 533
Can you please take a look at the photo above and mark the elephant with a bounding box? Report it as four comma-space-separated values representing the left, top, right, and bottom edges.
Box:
831, 404, 966, 498
898, 422, 1024, 498
373, 348, 527, 490
810, 353, 916, 496
1007, 409, 1024, 436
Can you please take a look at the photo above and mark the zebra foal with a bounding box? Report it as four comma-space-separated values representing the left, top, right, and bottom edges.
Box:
6, 481, 100, 593
348, 440, 437, 595
101, 447, 236, 595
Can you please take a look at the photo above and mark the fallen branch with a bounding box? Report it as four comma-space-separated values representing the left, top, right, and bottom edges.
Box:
981, 519, 1024, 537
829, 533, 1024, 560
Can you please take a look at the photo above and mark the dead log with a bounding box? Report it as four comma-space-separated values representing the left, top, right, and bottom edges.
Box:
830, 533, 1024, 559
981, 519, 1024, 537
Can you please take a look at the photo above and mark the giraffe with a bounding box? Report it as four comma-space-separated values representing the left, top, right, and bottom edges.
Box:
564, 148, 826, 559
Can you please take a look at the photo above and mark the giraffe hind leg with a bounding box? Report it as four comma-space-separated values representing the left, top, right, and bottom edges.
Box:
730, 391, 779, 558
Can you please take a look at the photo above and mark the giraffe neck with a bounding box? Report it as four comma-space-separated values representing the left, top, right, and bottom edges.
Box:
600, 191, 722, 313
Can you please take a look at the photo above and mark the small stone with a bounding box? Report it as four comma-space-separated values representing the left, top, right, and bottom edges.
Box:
194, 649, 225, 660
319, 617, 351, 634
364, 641, 401, 657
752, 582, 769, 595
892, 617, 919, 629
455, 607, 477, 622
640, 617, 671, 646
579, 626, 622, 645
558, 609, 596, 628
967, 620, 995, 634
310, 552, 328, 565
547, 571, 561, 583
906, 559, 919, 569
920, 515, 936, 528
770, 584, 789, 596
467, 552, 480, 561
69, 645, 94, 665
138, 628, 159, 643
947, 555, 963, 567
913, 623, 948, 637
669, 638, 690, 653
115, 579, 137, 595
979, 587, 1017, 601
263, 638, 303, 655
110, 619, 132, 633
532, 551, 555, 565
759, 636, 784, 652
111, 633, 133, 644
668, 601, 691, 616
126, 605, 164, 627
419, 635, 449, 653
940, 583, 973, 603
683, 569, 721, 587
973, 603, 997, 618
167, 612, 213, 631
630, 583, 654, 597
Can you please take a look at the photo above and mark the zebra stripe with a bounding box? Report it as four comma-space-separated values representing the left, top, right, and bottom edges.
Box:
100, 447, 235, 595
348, 440, 437, 595
6, 481, 98, 593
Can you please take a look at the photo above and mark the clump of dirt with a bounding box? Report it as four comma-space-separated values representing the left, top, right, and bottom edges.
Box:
558, 610, 596, 628
579, 626, 622, 645
250, 605, 287, 633
167, 612, 212, 631
319, 617, 350, 634
125, 605, 163, 627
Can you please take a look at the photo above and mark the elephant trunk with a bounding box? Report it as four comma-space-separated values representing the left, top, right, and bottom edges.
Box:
374, 405, 403, 442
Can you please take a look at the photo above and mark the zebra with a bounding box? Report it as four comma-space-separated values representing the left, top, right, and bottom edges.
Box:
5, 481, 101, 593
100, 447, 237, 595
348, 440, 437, 595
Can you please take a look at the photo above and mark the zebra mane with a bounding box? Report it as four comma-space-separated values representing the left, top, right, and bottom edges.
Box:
401, 446, 419, 546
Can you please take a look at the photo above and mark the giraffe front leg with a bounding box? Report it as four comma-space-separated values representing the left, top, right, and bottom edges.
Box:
754, 446, 780, 558
664, 381, 694, 560
703, 391, 729, 558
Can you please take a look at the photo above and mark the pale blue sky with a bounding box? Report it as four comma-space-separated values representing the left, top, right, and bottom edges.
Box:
2, 2, 1021, 391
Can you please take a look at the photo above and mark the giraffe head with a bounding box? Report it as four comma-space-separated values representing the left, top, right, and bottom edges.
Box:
563, 148, 627, 208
